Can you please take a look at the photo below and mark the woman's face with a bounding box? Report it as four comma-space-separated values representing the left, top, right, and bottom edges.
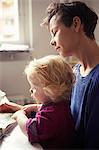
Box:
49, 15, 80, 57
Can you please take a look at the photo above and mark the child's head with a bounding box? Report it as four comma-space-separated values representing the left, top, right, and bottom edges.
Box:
25, 55, 75, 103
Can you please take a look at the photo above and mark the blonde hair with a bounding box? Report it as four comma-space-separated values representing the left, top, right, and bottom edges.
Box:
25, 55, 75, 102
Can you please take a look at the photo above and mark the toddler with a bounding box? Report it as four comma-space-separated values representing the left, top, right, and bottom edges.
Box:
12, 55, 75, 149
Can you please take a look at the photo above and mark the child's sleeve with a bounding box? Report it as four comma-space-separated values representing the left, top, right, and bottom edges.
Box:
26, 107, 57, 145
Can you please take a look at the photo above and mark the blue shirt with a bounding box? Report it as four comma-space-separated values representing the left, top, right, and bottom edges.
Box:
71, 64, 99, 148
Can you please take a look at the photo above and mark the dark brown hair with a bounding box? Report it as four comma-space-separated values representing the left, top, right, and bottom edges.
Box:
42, 1, 98, 39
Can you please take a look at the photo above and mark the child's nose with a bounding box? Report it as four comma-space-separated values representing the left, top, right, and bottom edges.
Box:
29, 88, 33, 94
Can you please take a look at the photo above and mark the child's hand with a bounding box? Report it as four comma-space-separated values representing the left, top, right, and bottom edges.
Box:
12, 110, 26, 120
22, 104, 42, 113
12, 110, 28, 136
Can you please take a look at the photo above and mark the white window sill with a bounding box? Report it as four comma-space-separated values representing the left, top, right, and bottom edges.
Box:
0, 44, 33, 52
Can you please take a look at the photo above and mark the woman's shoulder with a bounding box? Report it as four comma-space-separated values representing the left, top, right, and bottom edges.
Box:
73, 63, 99, 77
91, 64, 99, 80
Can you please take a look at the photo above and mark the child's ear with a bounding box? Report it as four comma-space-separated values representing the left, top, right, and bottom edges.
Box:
72, 16, 81, 32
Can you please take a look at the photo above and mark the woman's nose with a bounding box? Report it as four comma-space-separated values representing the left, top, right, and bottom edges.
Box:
50, 39, 56, 46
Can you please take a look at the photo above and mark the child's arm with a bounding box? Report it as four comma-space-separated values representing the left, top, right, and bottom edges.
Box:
11, 110, 28, 136
22, 104, 42, 118
11, 104, 42, 136
22, 103, 42, 113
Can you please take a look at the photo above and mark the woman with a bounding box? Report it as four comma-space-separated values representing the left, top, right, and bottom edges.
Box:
41, 1, 99, 148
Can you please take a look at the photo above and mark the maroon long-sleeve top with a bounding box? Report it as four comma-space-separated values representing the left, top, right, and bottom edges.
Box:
26, 100, 75, 149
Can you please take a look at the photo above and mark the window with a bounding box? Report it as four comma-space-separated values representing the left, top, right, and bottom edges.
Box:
0, 0, 19, 42
0, 0, 33, 48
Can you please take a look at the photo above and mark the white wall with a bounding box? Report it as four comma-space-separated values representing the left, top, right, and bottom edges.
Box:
0, 53, 32, 98
31, 0, 57, 58
91, 0, 99, 44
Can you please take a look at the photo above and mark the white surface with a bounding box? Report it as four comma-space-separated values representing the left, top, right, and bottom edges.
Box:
0, 90, 6, 98
0, 125, 43, 150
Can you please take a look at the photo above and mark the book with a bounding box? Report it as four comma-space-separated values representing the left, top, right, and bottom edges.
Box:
0, 90, 6, 98
0, 113, 17, 140
0, 102, 23, 113
0, 113, 15, 129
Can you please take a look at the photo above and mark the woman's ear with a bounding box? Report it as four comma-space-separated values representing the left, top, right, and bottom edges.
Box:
72, 16, 81, 32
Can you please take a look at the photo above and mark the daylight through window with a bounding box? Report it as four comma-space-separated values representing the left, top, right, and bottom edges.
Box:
0, 0, 19, 42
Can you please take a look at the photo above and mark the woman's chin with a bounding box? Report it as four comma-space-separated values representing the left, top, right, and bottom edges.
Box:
59, 52, 68, 57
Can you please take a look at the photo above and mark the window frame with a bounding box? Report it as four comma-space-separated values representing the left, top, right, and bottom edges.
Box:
0, 0, 33, 48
